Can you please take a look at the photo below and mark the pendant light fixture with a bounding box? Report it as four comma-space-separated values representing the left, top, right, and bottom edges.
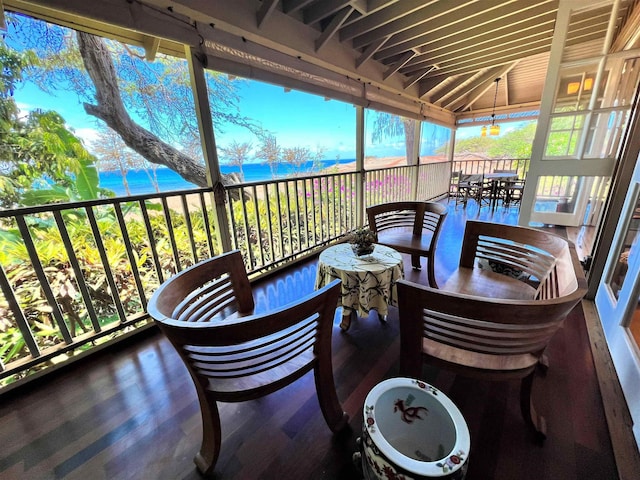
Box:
481, 78, 501, 137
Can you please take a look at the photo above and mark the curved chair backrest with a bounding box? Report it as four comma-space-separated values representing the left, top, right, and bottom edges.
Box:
459, 220, 578, 299
366, 201, 448, 287
147, 250, 348, 476
397, 224, 587, 441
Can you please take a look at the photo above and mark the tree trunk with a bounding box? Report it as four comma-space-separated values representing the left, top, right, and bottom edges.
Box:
77, 32, 211, 188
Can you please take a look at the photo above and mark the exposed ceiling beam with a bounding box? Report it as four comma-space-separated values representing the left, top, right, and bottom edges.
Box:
304, 0, 351, 25
611, 0, 640, 51
427, 73, 475, 104
447, 63, 517, 111
376, 0, 550, 52
382, 50, 414, 80
339, 0, 436, 42
315, 6, 353, 51
355, 35, 389, 68
418, 75, 449, 98
283, 0, 314, 15
0, 0, 6, 31
403, 66, 435, 89
374, 3, 557, 61
143, 34, 161, 61
257, 0, 279, 28
401, 29, 553, 76
351, 0, 476, 50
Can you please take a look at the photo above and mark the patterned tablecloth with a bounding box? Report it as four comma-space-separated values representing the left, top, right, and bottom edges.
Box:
315, 243, 404, 327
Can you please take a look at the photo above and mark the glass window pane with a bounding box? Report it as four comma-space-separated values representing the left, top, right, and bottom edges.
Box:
214, 81, 356, 181
544, 114, 586, 157
419, 122, 451, 164
583, 109, 631, 158
364, 108, 410, 168
608, 195, 640, 300
533, 175, 580, 213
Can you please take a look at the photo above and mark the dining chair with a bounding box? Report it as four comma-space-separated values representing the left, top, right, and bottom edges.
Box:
147, 250, 348, 476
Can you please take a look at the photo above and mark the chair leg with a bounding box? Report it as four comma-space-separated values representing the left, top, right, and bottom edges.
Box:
193, 390, 222, 477
411, 253, 421, 270
520, 371, 547, 443
426, 255, 437, 288
314, 363, 349, 433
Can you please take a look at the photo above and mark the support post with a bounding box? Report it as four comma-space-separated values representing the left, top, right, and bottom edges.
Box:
186, 45, 233, 253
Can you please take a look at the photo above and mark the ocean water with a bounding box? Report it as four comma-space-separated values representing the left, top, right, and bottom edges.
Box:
99, 159, 354, 197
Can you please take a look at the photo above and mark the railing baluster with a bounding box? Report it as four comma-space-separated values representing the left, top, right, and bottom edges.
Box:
161, 197, 182, 273
251, 185, 265, 267
138, 199, 165, 285
199, 192, 216, 258
15, 215, 73, 344
85, 206, 128, 323
53, 210, 101, 333
0, 264, 40, 359
113, 202, 148, 309
180, 195, 199, 264
264, 184, 276, 261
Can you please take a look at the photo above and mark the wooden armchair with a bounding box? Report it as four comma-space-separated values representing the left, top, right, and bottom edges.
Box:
147, 250, 348, 476
366, 200, 447, 287
397, 223, 587, 441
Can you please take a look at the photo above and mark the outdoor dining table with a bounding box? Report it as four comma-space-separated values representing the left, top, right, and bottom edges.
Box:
484, 172, 519, 209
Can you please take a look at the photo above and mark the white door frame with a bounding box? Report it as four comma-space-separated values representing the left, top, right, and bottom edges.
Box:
595, 157, 640, 450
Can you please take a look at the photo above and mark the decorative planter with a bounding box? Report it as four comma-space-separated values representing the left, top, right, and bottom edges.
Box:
360, 377, 470, 479
351, 244, 375, 256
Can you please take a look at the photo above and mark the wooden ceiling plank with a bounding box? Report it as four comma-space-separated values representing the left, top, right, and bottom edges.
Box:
351, 0, 476, 50
304, 0, 352, 25
383, 50, 415, 80
355, 35, 389, 68
434, 46, 550, 78
427, 73, 474, 104
448, 63, 517, 111
283, 0, 315, 14
339, 0, 435, 42
376, 0, 536, 52
402, 30, 553, 76
316, 6, 353, 51
257, 0, 279, 28
403, 67, 433, 89
416, 39, 551, 76
418, 75, 449, 98
375, 4, 557, 61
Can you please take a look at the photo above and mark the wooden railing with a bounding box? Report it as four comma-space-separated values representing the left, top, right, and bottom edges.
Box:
0, 162, 450, 390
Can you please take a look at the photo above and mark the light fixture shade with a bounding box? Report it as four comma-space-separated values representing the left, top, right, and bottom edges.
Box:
481, 126, 487, 137
584, 77, 593, 90
567, 82, 580, 95
490, 124, 500, 136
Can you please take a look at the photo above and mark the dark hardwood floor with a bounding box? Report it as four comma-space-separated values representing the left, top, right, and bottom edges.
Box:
0, 201, 618, 479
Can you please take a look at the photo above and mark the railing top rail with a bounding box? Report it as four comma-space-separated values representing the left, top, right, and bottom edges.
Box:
0, 187, 213, 218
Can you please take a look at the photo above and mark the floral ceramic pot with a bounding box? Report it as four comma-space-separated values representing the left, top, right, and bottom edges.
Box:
361, 378, 470, 479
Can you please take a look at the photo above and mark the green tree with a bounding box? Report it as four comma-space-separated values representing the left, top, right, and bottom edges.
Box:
0, 41, 108, 207
8, 13, 263, 188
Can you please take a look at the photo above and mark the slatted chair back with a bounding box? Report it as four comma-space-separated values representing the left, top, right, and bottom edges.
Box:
147, 250, 348, 476
459, 220, 576, 300
366, 201, 447, 287
398, 223, 587, 441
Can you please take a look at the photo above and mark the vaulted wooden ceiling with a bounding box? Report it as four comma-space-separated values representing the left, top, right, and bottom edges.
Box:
6, 0, 640, 126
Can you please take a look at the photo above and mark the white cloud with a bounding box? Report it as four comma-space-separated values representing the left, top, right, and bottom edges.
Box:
74, 127, 100, 145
